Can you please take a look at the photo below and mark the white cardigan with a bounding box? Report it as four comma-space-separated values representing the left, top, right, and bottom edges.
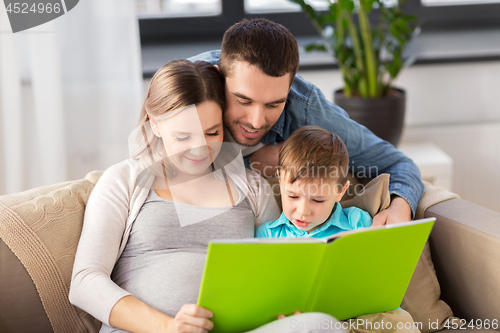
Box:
69, 158, 280, 325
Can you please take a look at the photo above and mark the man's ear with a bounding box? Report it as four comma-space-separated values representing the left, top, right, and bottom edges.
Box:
336, 180, 350, 202
214, 65, 220, 72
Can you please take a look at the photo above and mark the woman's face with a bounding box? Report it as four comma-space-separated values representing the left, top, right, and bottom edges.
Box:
153, 101, 224, 177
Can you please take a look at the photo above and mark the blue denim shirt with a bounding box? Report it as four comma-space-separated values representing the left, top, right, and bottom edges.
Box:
255, 202, 372, 239
188, 50, 424, 216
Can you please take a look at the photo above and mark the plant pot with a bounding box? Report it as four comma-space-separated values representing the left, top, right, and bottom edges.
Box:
334, 88, 406, 147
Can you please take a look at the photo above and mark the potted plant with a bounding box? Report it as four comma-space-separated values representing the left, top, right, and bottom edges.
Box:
290, 0, 419, 146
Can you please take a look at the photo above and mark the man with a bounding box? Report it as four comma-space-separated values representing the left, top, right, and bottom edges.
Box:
189, 18, 424, 226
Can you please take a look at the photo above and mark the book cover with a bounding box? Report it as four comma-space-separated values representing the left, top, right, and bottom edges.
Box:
198, 217, 435, 333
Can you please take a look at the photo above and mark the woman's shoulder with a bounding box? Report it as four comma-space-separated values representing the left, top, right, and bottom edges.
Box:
95, 159, 150, 192
241, 169, 275, 196
99, 159, 136, 181
243, 168, 266, 185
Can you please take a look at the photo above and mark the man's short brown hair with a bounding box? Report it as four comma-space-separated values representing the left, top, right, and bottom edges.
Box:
279, 126, 349, 185
219, 18, 299, 86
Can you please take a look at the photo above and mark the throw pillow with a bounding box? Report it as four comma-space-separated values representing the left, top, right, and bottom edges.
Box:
0, 175, 102, 333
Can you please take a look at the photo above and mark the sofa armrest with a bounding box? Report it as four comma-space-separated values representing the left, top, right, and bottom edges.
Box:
424, 198, 500, 324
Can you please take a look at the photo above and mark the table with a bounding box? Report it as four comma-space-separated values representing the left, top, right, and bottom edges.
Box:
398, 142, 454, 190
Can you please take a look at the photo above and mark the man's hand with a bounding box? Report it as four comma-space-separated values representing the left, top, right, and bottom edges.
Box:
371, 196, 412, 227
166, 304, 214, 333
250, 143, 284, 178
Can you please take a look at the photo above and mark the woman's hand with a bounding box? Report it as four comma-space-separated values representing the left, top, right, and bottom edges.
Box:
277, 311, 302, 319
166, 304, 214, 333
109, 296, 213, 333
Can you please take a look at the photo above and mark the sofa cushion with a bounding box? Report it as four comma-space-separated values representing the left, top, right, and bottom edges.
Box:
0, 238, 53, 333
425, 198, 500, 325
0, 173, 102, 333
401, 242, 459, 333
341, 173, 391, 217
400, 181, 461, 333
342, 176, 459, 333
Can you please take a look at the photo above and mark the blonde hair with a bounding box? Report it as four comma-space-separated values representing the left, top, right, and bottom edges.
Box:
278, 126, 349, 185
129, 59, 224, 177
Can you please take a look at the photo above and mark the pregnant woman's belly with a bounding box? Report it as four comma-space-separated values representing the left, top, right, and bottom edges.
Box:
112, 249, 207, 318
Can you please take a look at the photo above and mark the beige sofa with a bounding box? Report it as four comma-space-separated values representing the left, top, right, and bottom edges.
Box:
0, 172, 499, 333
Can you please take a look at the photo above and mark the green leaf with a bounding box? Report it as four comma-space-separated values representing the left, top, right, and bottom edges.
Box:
387, 53, 403, 78
390, 25, 405, 43
395, 18, 411, 35
361, 0, 376, 13
305, 43, 328, 52
403, 14, 417, 22
329, 3, 338, 18
290, 0, 317, 21
338, 0, 354, 12
303, 4, 317, 20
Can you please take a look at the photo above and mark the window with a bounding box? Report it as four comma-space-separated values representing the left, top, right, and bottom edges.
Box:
137, 0, 500, 45
421, 0, 500, 6
244, 0, 329, 13
137, 0, 222, 18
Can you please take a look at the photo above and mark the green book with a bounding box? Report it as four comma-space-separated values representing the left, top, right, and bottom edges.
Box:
198, 217, 435, 333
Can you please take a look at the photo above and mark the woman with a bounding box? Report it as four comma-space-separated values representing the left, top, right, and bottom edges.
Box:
69, 59, 343, 333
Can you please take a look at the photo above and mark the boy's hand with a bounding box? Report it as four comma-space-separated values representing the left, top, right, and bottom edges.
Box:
372, 196, 412, 227
278, 311, 302, 319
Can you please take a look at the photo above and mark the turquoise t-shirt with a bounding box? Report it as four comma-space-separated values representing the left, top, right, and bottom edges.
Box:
255, 202, 372, 238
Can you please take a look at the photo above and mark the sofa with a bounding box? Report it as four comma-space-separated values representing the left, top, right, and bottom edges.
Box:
0, 171, 499, 333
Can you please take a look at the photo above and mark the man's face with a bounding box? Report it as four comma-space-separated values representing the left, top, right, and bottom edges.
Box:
223, 61, 291, 146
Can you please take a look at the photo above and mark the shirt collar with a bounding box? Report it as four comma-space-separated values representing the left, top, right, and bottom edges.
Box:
264, 106, 285, 141
267, 202, 344, 237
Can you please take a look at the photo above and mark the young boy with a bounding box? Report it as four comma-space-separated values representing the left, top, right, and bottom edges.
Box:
256, 125, 420, 333
256, 125, 372, 238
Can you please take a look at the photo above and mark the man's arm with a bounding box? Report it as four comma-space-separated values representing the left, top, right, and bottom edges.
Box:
303, 84, 423, 221
372, 195, 413, 226
251, 79, 424, 223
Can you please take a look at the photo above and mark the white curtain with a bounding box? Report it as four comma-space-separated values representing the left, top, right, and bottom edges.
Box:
0, 0, 143, 194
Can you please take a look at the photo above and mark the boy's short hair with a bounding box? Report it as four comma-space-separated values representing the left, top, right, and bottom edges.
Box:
279, 126, 349, 185
219, 18, 299, 87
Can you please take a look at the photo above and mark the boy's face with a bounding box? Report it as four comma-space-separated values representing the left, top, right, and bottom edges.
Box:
223, 61, 291, 146
279, 174, 349, 233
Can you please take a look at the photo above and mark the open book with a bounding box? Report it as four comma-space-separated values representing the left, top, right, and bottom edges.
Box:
197, 217, 435, 333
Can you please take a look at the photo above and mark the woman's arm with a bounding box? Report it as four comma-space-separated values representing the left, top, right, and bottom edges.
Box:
69, 162, 135, 324
109, 296, 213, 333
70, 161, 215, 332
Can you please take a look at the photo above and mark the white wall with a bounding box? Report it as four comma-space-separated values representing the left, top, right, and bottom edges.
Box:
298, 61, 500, 213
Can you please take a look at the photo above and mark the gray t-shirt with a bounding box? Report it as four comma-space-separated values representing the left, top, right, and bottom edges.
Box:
99, 188, 255, 333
